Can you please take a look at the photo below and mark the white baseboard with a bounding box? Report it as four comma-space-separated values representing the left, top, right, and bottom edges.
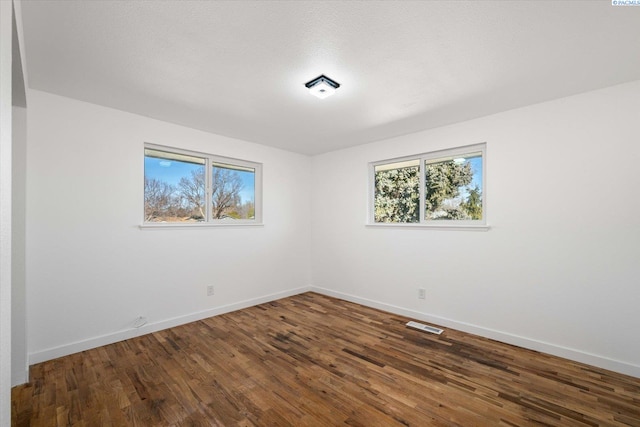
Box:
310, 286, 640, 379
28, 286, 311, 365
27, 285, 640, 380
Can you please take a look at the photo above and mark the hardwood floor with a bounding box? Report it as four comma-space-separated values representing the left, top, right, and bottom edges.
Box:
12, 292, 640, 426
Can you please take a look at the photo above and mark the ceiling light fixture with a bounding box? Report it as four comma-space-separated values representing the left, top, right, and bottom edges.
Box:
305, 75, 340, 99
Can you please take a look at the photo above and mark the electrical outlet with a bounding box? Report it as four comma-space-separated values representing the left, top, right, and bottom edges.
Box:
207, 285, 214, 296
418, 288, 426, 299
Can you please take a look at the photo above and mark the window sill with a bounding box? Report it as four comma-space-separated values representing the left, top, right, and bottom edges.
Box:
366, 223, 490, 231
139, 222, 264, 230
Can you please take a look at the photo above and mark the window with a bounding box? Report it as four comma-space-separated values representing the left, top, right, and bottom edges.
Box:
144, 144, 261, 225
370, 143, 486, 228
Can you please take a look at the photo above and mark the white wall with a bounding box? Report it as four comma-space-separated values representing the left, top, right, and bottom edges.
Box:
0, 1, 13, 422
23, 81, 640, 379
311, 80, 640, 377
26, 90, 311, 363
12, 106, 27, 385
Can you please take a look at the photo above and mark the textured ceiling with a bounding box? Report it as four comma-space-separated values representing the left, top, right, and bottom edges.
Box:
19, 1, 640, 155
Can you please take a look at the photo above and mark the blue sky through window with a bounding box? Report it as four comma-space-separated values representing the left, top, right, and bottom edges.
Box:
468, 155, 483, 192
145, 156, 203, 188
145, 156, 255, 204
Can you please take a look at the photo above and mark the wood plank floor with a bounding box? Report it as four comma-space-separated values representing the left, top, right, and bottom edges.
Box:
12, 292, 640, 426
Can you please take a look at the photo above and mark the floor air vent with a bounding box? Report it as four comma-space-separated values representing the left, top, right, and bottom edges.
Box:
406, 321, 444, 335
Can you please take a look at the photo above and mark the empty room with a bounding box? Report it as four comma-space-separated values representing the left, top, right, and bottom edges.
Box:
2, 0, 640, 425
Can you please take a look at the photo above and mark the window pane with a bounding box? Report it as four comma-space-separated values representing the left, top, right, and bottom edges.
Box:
144, 149, 206, 222
424, 152, 482, 221
374, 160, 420, 223
211, 162, 255, 220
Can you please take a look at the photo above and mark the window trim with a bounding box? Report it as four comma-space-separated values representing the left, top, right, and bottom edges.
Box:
368, 143, 488, 230
141, 143, 263, 228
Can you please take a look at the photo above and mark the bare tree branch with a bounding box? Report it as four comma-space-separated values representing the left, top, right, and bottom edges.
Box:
144, 177, 176, 221
178, 169, 206, 219
212, 167, 243, 219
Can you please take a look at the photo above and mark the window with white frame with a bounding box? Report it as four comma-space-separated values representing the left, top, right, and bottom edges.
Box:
370, 143, 486, 226
144, 144, 262, 224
